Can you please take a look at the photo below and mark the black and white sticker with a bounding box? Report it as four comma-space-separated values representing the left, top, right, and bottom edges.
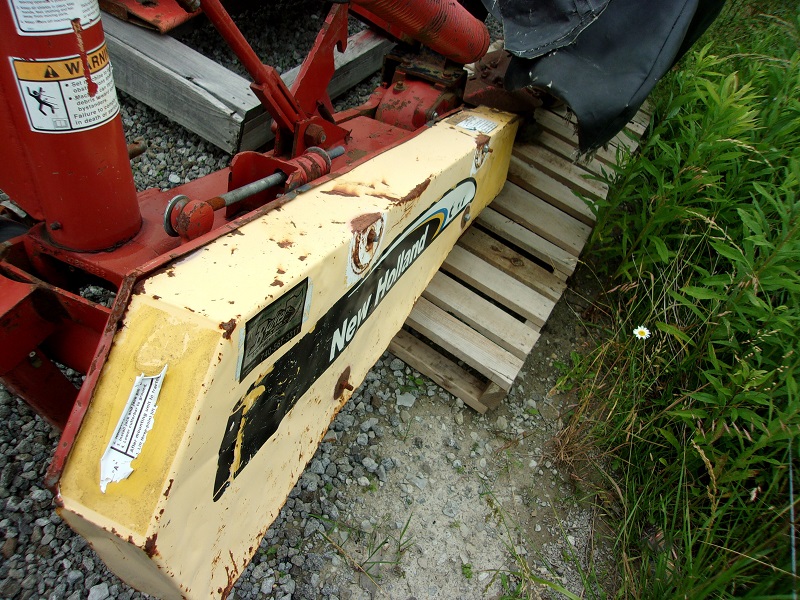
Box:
8, 0, 100, 35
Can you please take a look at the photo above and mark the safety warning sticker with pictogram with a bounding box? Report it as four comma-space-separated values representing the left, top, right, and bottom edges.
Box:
9, 0, 100, 35
11, 43, 119, 134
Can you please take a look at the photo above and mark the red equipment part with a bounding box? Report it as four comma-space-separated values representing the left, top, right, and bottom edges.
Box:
0, 1, 141, 252
164, 145, 344, 241
351, 0, 490, 64
98, 0, 201, 33
0, 0, 489, 479
199, 0, 351, 158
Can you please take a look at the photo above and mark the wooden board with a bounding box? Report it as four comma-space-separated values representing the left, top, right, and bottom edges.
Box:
104, 14, 394, 153
391, 104, 652, 412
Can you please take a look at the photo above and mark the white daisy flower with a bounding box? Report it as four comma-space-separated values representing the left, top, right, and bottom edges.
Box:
633, 325, 651, 340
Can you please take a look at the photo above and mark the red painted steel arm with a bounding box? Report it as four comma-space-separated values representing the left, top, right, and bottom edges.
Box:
290, 3, 350, 118
199, 0, 306, 135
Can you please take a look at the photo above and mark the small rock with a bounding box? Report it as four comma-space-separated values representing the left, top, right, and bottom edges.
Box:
495, 416, 508, 430
30, 487, 51, 502
442, 501, 459, 518
20, 573, 38, 590
260, 577, 275, 594
168, 173, 181, 184
66, 570, 83, 585
360, 418, 378, 433
409, 476, 427, 490
356, 433, 369, 446
88, 582, 110, 600
396, 392, 416, 408
0, 578, 21, 599
389, 358, 405, 371
357, 476, 370, 487
1, 536, 17, 558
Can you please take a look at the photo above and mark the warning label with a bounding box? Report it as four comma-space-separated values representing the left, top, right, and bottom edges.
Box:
9, 0, 100, 35
11, 44, 119, 133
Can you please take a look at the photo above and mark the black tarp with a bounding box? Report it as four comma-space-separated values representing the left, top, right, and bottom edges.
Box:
482, 0, 726, 151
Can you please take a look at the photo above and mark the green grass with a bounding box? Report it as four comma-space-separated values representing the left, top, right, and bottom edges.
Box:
557, 2, 800, 598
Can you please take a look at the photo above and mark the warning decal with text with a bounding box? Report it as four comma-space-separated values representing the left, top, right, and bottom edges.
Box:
9, 0, 100, 35
11, 43, 119, 133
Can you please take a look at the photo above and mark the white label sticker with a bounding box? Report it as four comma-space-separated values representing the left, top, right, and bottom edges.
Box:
456, 115, 498, 134
99, 365, 167, 493
11, 43, 119, 133
8, 0, 100, 35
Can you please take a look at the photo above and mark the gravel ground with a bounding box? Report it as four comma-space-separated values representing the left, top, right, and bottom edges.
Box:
0, 5, 614, 600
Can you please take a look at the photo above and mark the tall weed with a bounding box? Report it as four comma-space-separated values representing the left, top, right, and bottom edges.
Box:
562, 8, 800, 598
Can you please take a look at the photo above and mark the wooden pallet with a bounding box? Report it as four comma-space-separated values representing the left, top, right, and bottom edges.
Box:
390, 104, 650, 412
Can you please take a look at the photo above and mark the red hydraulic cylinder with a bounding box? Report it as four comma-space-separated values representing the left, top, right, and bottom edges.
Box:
0, 0, 141, 252
352, 0, 490, 64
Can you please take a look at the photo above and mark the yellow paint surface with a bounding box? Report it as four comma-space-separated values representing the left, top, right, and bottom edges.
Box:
58, 107, 519, 598
59, 299, 219, 534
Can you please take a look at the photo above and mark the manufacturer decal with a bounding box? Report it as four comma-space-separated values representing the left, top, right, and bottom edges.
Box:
237, 278, 310, 382
214, 178, 477, 500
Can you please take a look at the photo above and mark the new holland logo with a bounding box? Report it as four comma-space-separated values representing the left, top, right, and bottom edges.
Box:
213, 178, 477, 500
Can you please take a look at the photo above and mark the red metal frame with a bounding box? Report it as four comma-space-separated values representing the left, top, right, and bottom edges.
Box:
0, 0, 492, 488
98, 0, 200, 33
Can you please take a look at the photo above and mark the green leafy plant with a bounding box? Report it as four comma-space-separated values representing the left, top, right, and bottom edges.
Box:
559, 4, 800, 597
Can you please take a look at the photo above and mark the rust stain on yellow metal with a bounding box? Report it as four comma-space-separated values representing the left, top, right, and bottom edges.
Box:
57, 107, 519, 599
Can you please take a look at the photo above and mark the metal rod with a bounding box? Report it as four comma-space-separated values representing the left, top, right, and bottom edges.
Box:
221, 146, 345, 207
220, 172, 286, 207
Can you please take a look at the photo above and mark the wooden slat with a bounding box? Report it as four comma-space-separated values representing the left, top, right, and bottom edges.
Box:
537, 108, 641, 158
105, 14, 254, 154
491, 181, 592, 257
534, 130, 607, 177
507, 156, 596, 226
479, 383, 506, 411
406, 298, 523, 390
535, 109, 618, 166
458, 227, 566, 303
550, 103, 649, 139
389, 329, 488, 413
423, 272, 538, 360
513, 143, 608, 200
612, 128, 641, 154
441, 246, 556, 327
625, 114, 648, 138
477, 208, 577, 278
105, 16, 393, 153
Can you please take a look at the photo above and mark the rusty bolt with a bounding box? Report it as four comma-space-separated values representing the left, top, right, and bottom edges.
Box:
334, 367, 353, 400
394, 81, 406, 92
28, 351, 42, 368
304, 123, 327, 147
50, 221, 62, 230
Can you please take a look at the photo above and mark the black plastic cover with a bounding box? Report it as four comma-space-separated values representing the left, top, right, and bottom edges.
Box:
484, 0, 725, 151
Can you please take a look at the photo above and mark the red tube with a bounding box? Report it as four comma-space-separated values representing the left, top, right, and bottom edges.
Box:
353, 0, 490, 64
0, 1, 141, 251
